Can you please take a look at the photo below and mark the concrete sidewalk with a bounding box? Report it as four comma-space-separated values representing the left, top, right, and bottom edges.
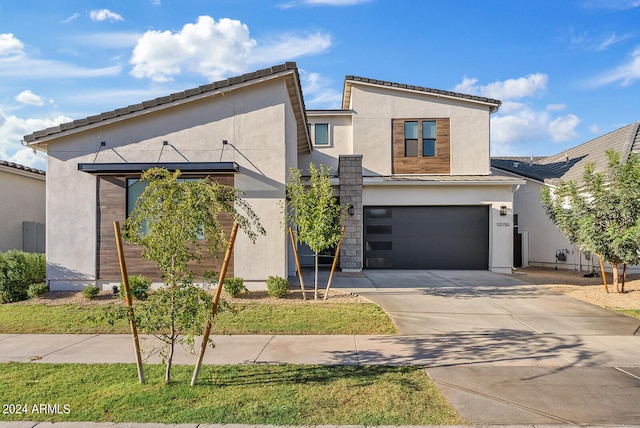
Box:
2, 269, 640, 426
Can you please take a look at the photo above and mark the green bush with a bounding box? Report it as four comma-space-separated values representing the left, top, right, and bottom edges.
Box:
223, 277, 248, 297
119, 275, 150, 300
27, 282, 48, 299
82, 285, 100, 300
266, 275, 290, 298
0, 251, 46, 303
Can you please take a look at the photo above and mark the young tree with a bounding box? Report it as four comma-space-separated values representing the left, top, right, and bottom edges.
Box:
122, 167, 265, 382
286, 163, 347, 300
541, 150, 640, 292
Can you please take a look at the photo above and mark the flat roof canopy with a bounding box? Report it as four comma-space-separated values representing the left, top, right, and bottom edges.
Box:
77, 162, 239, 175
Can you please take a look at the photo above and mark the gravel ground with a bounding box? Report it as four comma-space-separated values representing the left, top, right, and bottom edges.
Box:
512, 266, 640, 310
15, 267, 640, 311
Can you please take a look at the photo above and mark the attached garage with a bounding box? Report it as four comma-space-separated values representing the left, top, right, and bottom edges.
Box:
364, 206, 489, 269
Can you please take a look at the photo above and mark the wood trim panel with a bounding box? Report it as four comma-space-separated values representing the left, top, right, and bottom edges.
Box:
97, 175, 234, 282
392, 118, 451, 174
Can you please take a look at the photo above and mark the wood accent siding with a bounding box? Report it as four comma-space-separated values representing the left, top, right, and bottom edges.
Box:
97, 175, 234, 282
392, 118, 451, 174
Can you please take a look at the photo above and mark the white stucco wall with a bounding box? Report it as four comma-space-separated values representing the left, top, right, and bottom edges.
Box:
299, 112, 353, 174
348, 85, 493, 176
513, 178, 631, 273
0, 167, 46, 252
43, 77, 298, 290
363, 183, 516, 273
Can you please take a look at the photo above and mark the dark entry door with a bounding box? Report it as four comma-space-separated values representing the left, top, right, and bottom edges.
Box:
364, 206, 489, 269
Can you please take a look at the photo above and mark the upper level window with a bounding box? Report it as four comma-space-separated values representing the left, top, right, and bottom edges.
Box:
314, 123, 329, 146
422, 121, 436, 157
404, 121, 418, 157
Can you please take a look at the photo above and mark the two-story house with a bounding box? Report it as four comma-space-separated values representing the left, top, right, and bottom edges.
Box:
25, 63, 524, 291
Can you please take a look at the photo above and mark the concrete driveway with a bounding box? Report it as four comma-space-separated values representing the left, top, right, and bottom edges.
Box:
332, 269, 640, 425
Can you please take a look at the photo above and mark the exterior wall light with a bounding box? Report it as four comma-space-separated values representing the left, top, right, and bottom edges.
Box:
500, 205, 508, 216
347, 204, 354, 216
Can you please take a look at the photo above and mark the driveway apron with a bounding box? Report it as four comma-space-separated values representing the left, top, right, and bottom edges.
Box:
335, 269, 640, 425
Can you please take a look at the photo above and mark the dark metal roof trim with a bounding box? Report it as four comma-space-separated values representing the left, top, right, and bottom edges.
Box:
77, 162, 239, 175
343, 75, 502, 107
25, 63, 299, 143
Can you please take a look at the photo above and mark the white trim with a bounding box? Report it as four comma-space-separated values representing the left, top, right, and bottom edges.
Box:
0, 164, 46, 181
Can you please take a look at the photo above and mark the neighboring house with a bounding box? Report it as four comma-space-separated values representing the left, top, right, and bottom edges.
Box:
492, 121, 640, 273
0, 160, 46, 253
24, 62, 524, 291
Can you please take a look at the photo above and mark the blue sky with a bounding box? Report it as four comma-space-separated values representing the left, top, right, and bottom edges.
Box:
1, 0, 639, 170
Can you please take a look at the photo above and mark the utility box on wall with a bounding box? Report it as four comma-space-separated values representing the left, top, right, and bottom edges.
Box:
22, 221, 45, 253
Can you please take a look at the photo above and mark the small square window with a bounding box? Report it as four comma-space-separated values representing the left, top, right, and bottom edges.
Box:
314, 123, 329, 146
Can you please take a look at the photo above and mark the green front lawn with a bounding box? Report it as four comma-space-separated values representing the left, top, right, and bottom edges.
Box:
0, 363, 463, 425
0, 302, 397, 335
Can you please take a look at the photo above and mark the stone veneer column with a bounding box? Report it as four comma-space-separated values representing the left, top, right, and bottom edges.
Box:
338, 154, 363, 271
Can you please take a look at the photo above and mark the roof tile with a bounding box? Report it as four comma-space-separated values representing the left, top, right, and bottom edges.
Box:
23, 62, 300, 143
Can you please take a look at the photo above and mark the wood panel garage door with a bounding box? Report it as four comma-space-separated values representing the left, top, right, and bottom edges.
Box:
364, 206, 489, 269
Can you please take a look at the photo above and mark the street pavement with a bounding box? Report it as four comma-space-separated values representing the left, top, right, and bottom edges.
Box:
1, 269, 640, 426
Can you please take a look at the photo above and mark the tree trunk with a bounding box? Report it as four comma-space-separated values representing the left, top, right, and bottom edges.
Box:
621, 263, 627, 293
314, 251, 319, 300
165, 292, 176, 384
612, 263, 620, 293
597, 254, 609, 293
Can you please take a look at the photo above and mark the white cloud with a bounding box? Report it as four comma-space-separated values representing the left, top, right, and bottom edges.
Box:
15, 90, 45, 106
597, 32, 632, 51
455, 73, 547, 100
570, 30, 633, 51
582, 0, 640, 10
0, 33, 121, 79
90, 9, 124, 22
250, 32, 331, 65
0, 109, 72, 169
130, 16, 255, 82
546, 103, 566, 111
491, 106, 549, 145
549, 114, 580, 142
130, 16, 332, 83
589, 46, 640, 87
456, 74, 580, 154
589, 124, 602, 134
0, 33, 24, 56
61, 13, 80, 24
299, 70, 342, 108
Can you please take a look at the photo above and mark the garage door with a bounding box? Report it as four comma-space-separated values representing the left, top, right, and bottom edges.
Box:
364, 206, 489, 269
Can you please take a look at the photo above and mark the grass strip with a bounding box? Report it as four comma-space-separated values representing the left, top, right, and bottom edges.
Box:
615, 308, 640, 320
0, 303, 397, 335
0, 362, 462, 425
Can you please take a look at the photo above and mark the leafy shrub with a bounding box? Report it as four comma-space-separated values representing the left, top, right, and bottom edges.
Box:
82, 285, 100, 300
266, 275, 290, 298
223, 277, 248, 297
119, 275, 151, 300
27, 282, 48, 299
0, 251, 46, 303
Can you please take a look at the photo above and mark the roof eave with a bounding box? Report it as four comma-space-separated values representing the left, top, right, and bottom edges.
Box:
342, 77, 502, 110
24, 63, 308, 150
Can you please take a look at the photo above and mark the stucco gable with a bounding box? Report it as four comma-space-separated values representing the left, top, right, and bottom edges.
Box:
24, 62, 311, 154
342, 75, 501, 111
